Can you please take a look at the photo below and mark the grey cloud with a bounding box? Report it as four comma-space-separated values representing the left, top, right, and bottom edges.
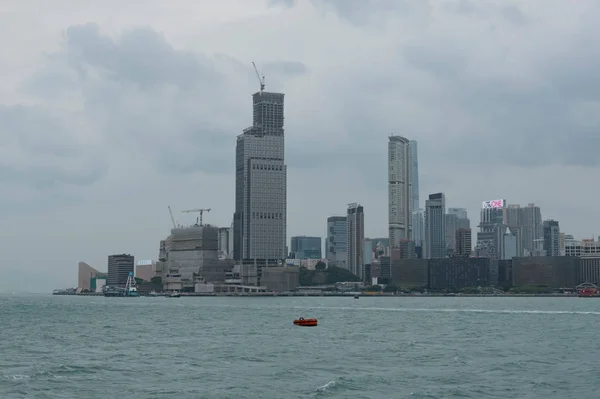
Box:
268, 0, 426, 25
263, 61, 309, 76
22, 24, 316, 177
0, 105, 107, 188
64, 23, 220, 90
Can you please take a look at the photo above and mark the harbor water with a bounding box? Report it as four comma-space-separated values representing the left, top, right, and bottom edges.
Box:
1, 294, 599, 398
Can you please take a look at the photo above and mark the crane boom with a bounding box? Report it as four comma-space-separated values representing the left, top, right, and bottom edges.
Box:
181, 208, 211, 227
168, 206, 177, 228
252, 61, 265, 93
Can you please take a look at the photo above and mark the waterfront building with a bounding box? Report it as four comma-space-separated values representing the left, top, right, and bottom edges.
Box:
347, 203, 365, 279
107, 254, 134, 287
424, 193, 446, 259
326, 216, 347, 268
233, 90, 287, 262
290, 236, 322, 259
388, 136, 412, 248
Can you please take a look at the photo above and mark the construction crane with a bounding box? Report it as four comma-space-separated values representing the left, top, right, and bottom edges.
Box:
252, 61, 265, 94
167, 206, 177, 228
181, 208, 211, 227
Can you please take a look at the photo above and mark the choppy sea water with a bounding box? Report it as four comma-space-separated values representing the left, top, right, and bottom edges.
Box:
1, 295, 599, 399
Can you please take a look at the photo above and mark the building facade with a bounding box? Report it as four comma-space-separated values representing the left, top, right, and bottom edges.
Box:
543, 219, 560, 257
424, 193, 446, 259
326, 216, 347, 268
388, 136, 412, 248
347, 203, 365, 279
233, 91, 287, 262
107, 254, 134, 287
456, 228, 472, 257
290, 236, 322, 259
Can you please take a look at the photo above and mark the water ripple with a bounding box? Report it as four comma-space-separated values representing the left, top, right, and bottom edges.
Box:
1, 295, 599, 398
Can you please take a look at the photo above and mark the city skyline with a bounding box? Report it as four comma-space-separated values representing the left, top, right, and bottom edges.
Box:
2, 0, 600, 292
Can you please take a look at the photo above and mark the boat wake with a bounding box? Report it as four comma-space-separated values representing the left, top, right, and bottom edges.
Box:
286, 306, 600, 316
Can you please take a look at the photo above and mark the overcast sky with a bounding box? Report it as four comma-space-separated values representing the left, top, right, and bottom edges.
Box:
1, 0, 599, 292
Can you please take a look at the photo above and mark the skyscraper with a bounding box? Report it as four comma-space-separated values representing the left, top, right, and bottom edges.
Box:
388, 136, 412, 248
347, 203, 365, 279
425, 193, 446, 259
233, 91, 287, 262
543, 219, 560, 256
445, 208, 470, 253
326, 216, 347, 268
409, 140, 419, 211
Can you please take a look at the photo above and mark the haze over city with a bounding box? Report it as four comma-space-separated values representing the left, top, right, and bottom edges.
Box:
1, 0, 599, 292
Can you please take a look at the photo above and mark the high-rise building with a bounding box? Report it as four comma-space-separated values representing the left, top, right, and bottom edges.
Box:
409, 140, 419, 211
476, 199, 506, 259
107, 254, 134, 287
424, 193, 446, 259
543, 219, 560, 256
290, 236, 322, 259
456, 228, 472, 256
505, 203, 543, 256
445, 208, 470, 253
233, 91, 287, 262
347, 203, 365, 279
388, 136, 412, 248
326, 216, 347, 268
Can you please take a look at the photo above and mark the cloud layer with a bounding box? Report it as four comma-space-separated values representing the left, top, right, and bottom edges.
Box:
1, 0, 600, 291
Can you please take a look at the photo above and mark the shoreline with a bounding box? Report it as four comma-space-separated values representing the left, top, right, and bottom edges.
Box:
52, 292, 579, 298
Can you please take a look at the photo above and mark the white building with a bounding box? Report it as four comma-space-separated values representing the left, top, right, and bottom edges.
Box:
388, 135, 412, 248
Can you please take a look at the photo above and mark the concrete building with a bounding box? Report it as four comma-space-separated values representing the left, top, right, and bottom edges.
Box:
135, 260, 155, 282
261, 266, 299, 292
107, 254, 134, 287
391, 258, 428, 289
77, 262, 106, 292
424, 193, 446, 259
445, 208, 470, 254
218, 226, 233, 259
505, 203, 543, 256
503, 229, 518, 260
543, 219, 560, 257
512, 256, 578, 288
428, 257, 491, 290
476, 199, 507, 259
456, 228, 472, 257
233, 91, 287, 262
156, 225, 230, 291
565, 238, 600, 257
326, 216, 347, 268
388, 136, 412, 247
412, 209, 424, 250
363, 239, 373, 282
290, 236, 322, 259
347, 203, 365, 279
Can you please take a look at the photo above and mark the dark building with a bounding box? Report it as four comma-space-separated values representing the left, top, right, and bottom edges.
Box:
107, 254, 134, 287
497, 259, 513, 287
456, 228, 472, 256
428, 257, 490, 291
290, 236, 322, 259
399, 239, 416, 259
512, 256, 577, 288
378, 255, 391, 280
391, 258, 428, 289
576, 258, 600, 286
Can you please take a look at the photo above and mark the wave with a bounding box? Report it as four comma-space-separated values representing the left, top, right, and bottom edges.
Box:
192, 303, 600, 316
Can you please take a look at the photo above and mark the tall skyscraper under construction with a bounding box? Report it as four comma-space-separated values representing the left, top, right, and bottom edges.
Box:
233, 87, 287, 263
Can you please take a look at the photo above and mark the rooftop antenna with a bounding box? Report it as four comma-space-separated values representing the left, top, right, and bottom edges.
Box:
252, 61, 265, 94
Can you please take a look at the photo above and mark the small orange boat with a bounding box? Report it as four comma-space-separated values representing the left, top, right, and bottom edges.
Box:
293, 317, 318, 327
